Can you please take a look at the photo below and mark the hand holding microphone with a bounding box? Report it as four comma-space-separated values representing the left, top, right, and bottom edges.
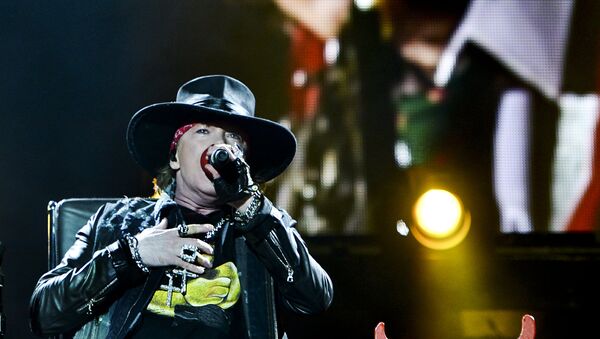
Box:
208, 148, 239, 183
201, 145, 255, 204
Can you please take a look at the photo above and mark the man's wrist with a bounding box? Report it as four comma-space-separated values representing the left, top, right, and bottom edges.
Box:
124, 234, 150, 273
228, 184, 260, 209
107, 237, 148, 286
232, 187, 263, 228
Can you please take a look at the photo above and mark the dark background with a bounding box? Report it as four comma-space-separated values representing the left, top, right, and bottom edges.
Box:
0, 1, 289, 337
2, 1, 600, 338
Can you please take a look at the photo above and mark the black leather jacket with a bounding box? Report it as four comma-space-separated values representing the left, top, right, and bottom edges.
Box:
29, 194, 333, 338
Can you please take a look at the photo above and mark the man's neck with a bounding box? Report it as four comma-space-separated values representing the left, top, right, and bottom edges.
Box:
174, 190, 221, 215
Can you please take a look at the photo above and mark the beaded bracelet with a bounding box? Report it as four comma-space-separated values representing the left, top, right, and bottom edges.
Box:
233, 188, 263, 226
124, 234, 149, 273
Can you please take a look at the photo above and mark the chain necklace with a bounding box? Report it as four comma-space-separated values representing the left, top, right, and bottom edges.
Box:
204, 215, 229, 240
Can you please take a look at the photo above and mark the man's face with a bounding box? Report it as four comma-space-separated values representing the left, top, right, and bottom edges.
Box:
170, 123, 246, 200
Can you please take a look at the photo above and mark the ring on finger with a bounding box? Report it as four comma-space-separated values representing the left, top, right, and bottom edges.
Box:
177, 223, 189, 237
179, 244, 198, 263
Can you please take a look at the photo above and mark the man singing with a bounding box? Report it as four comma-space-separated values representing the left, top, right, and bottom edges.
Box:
30, 75, 333, 338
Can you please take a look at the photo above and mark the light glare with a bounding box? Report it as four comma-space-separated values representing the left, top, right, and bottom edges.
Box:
354, 0, 376, 11
414, 189, 462, 238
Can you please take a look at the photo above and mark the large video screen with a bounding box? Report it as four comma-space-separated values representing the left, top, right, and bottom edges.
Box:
431, 0, 600, 234
422, 0, 599, 234
271, 0, 599, 235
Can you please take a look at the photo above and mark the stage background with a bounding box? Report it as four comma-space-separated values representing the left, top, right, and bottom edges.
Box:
2, 1, 600, 338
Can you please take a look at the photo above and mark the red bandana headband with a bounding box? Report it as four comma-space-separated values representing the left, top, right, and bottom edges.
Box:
169, 123, 196, 153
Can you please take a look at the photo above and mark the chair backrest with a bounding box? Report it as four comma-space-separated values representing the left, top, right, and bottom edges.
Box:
47, 198, 119, 269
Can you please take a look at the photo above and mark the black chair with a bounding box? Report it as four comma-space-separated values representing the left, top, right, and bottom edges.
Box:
47, 198, 118, 269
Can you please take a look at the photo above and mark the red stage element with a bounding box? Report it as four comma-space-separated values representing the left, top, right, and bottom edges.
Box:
518, 314, 536, 339
374, 322, 388, 339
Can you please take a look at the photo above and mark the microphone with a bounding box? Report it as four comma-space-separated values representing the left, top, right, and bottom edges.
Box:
208, 148, 239, 182
209, 148, 230, 167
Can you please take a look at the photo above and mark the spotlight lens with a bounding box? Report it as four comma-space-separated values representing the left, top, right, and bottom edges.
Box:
354, 0, 376, 11
414, 189, 462, 238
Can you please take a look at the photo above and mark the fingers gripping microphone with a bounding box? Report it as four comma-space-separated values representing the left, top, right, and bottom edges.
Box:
205, 146, 254, 203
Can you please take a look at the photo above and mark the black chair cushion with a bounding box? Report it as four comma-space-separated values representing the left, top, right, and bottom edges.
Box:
48, 198, 118, 269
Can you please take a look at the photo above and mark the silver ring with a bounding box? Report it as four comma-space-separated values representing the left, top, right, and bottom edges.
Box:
177, 223, 189, 237
179, 244, 198, 263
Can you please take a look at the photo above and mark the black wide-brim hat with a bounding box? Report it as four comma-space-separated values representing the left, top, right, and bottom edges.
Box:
127, 75, 296, 183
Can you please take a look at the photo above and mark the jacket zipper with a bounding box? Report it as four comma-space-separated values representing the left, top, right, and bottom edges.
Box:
267, 234, 294, 283
76, 278, 118, 315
